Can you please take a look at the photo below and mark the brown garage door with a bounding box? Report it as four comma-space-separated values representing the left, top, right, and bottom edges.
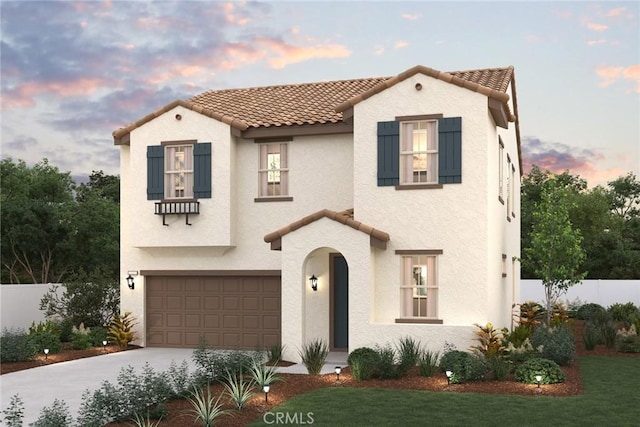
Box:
146, 275, 281, 349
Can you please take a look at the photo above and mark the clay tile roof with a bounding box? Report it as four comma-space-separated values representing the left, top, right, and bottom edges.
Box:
264, 208, 390, 248
112, 65, 515, 144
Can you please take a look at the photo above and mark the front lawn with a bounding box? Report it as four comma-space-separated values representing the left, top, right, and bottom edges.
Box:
250, 356, 639, 426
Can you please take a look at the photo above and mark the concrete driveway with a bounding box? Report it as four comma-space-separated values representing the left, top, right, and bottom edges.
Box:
0, 348, 195, 425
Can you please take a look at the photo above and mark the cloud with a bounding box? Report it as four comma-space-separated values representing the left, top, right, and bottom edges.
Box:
525, 34, 541, 43
394, 41, 408, 49
586, 22, 608, 32
1, 135, 38, 153
253, 36, 351, 69
374, 45, 385, 55
401, 13, 421, 21
595, 64, 640, 93
522, 136, 603, 175
587, 39, 607, 46
604, 7, 627, 18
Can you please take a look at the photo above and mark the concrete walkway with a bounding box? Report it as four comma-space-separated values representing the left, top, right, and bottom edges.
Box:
0, 348, 348, 424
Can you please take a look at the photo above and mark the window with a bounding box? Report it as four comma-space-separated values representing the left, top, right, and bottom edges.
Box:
146, 141, 211, 201
259, 143, 288, 197
506, 154, 512, 220
502, 254, 507, 277
510, 165, 516, 217
165, 144, 193, 199
377, 116, 461, 187
498, 138, 504, 203
400, 255, 438, 318
400, 121, 438, 184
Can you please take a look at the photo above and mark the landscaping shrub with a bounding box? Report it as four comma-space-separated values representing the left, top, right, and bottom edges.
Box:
607, 302, 639, 323
88, 326, 108, 347
514, 358, 565, 384
438, 350, 488, 384
396, 336, 421, 371
71, 323, 93, 350
299, 339, 329, 375
28, 331, 62, 354
531, 324, 575, 366
502, 324, 531, 349
1, 328, 37, 363
249, 358, 282, 389
1, 394, 24, 427
583, 323, 600, 350
375, 344, 402, 379
222, 368, 256, 410
503, 338, 541, 364
108, 311, 138, 347
347, 347, 380, 381
575, 303, 606, 320
418, 349, 439, 377
487, 354, 512, 381
192, 342, 258, 384
28, 320, 60, 336
615, 325, 640, 353
471, 323, 504, 357
551, 302, 571, 326
31, 398, 72, 427
267, 343, 285, 364
519, 301, 545, 331
77, 363, 176, 424
588, 310, 617, 348
186, 385, 231, 426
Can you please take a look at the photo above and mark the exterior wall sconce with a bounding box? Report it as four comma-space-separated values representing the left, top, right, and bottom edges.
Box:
126, 274, 135, 290
309, 275, 318, 291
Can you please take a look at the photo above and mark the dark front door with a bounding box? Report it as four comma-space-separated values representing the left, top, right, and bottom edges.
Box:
332, 255, 349, 350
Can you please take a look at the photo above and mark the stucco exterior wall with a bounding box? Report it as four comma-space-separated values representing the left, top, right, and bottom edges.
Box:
119, 106, 354, 345
352, 73, 492, 327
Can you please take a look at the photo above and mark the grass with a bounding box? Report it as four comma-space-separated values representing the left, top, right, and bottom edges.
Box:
250, 357, 639, 426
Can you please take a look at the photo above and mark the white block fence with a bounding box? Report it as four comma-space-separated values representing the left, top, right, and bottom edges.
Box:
520, 279, 640, 308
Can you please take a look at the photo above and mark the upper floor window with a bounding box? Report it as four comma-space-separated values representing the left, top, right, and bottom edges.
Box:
400, 120, 438, 184
259, 143, 288, 197
146, 141, 211, 201
506, 154, 512, 220
377, 116, 461, 188
165, 144, 193, 199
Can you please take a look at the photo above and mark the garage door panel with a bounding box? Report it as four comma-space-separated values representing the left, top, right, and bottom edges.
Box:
146, 275, 280, 349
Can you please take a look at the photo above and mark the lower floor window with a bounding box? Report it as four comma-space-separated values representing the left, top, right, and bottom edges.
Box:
401, 255, 438, 318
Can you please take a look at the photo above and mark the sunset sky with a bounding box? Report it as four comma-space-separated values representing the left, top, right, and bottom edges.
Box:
1, 1, 638, 187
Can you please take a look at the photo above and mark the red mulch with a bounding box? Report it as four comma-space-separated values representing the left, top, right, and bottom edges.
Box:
2, 321, 638, 427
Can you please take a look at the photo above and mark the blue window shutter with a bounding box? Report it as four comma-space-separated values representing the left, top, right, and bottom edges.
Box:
438, 117, 462, 184
193, 142, 212, 199
377, 121, 400, 186
146, 145, 164, 200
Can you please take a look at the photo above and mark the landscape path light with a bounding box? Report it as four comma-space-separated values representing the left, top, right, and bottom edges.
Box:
103, 340, 108, 352
44, 348, 49, 360
335, 366, 342, 382
263, 384, 270, 403
535, 374, 542, 388
445, 370, 452, 385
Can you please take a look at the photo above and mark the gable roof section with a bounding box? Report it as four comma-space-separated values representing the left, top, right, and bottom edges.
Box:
112, 65, 516, 145
264, 208, 390, 250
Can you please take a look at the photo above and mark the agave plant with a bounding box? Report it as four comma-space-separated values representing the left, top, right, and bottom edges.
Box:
249, 359, 282, 389
298, 339, 329, 375
222, 368, 256, 410
186, 385, 232, 426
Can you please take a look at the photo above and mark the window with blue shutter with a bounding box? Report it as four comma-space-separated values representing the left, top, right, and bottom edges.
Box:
377, 121, 400, 186
438, 117, 462, 184
147, 145, 164, 200
193, 142, 212, 198
376, 116, 462, 187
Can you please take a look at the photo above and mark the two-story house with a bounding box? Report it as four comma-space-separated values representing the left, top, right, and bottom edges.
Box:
113, 64, 521, 362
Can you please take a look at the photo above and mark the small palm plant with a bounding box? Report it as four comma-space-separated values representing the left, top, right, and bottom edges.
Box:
298, 339, 329, 375
186, 385, 232, 426
130, 412, 162, 427
222, 368, 256, 410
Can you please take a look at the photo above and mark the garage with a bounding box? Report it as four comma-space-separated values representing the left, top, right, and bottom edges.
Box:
145, 274, 281, 349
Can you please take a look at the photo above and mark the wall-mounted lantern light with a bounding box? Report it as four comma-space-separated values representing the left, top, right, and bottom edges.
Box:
309, 275, 318, 291
126, 274, 135, 290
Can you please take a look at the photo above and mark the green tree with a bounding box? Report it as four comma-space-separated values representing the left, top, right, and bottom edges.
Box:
522, 179, 587, 325
1, 158, 75, 283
